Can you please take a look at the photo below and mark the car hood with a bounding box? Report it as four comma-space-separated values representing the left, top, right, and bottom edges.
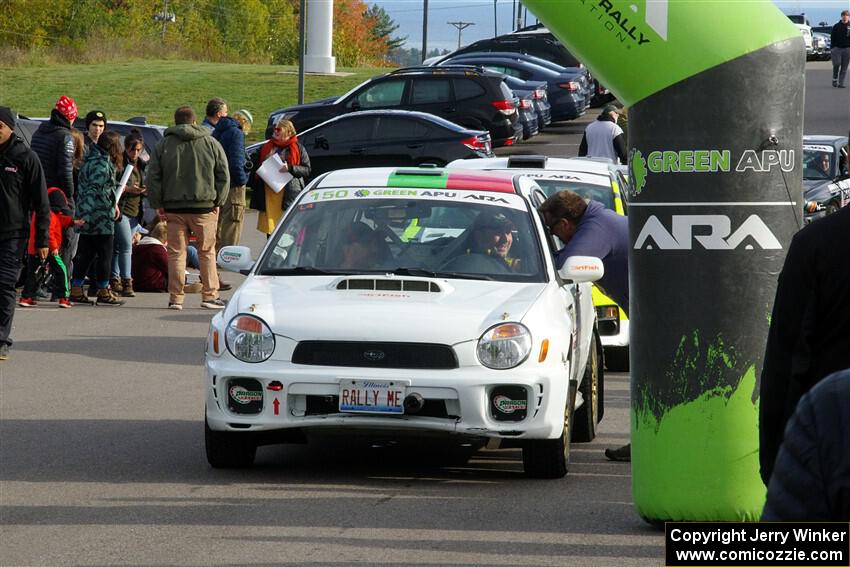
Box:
274, 97, 339, 114
803, 179, 833, 201
230, 276, 546, 344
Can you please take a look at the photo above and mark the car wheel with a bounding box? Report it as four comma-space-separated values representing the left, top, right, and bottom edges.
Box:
605, 345, 630, 372
573, 331, 601, 443
205, 417, 257, 468
825, 201, 840, 216
522, 380, 576, 479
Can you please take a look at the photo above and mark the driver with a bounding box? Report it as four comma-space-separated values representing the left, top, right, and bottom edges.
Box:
465, 211, 521, 270
339, 223, 390, 269
817, 153, 832, 176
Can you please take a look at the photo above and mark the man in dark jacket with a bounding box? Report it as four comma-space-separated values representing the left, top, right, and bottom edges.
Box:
831, 10, 850, 87
539, 190, 630, 461
759, 205, 850, 484
30, 96, 79, 278
146, 105, 230, 311
0, 106, 50, 360
761, 369, 850, 520
212, 104, 249, 252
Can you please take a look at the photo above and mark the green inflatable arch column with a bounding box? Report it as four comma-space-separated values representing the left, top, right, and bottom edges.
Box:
522, 0, 804, 521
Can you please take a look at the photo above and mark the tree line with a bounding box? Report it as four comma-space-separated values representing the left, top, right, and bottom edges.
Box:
0, 0, 405, 67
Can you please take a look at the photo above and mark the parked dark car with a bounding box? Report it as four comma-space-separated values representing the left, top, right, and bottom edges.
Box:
266, 66, 521, 147
250, 110, 494, 179
802, 135, 850, 222
17, 115, 164, 164
445, 51, 594, 108
512, 92, 539, 140
440, 25, 613, 106
439, 55, 588, 121
503, 76, 551, 130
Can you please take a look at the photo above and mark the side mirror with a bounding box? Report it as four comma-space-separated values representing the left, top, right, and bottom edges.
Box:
218, 246, 254, 275
350, 99, 361, 111
558, 255, 604, 283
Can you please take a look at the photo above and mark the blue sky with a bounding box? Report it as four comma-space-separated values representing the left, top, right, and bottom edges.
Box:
373, 0, 849, 52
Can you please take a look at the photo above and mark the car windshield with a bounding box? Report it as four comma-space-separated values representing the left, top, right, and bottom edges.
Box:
803, 146, 834, 180
256, 188, 546, 283
533, 179, 616, 210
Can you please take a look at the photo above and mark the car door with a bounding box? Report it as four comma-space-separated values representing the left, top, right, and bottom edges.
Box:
408, 77, 456, 123
300, 115, 378, 176
369, 116, 430, 167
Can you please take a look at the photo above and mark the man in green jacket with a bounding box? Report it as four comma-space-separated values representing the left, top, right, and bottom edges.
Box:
146, 106, 230, 310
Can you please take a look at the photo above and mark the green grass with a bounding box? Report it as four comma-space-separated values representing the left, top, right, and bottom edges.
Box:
0, 60, 385, 143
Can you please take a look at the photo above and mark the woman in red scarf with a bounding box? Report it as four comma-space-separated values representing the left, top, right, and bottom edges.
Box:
249, 118, 312, 236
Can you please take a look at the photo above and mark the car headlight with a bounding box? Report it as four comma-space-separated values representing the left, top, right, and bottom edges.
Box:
477, 323, 532, 369
225, 315, 275, 363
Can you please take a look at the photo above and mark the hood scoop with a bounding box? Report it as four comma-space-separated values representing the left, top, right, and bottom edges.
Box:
335, 278, 442, 293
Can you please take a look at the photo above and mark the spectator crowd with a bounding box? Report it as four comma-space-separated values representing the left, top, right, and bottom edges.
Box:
1, 95, 310, 360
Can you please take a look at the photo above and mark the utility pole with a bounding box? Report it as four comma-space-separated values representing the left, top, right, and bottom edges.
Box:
494, 0, 497, 36
153, 0, 176, 41
421, 0, 429, 62
448, 21, 474, 50
515, 1, 522, 31
298, 0, 306, 104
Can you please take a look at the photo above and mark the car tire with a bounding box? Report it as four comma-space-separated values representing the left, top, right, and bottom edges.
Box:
205, 417, 257, 468
522, 380, 576, 479
825, 201, 840, 216
573, 331, 602, 443
605, 346, 630, 372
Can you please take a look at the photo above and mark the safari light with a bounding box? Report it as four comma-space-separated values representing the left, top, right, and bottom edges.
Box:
477, 323, 532, 370
225, 314, 275, 363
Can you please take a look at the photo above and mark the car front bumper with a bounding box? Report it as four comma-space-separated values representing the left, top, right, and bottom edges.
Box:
205, 355, 569, 441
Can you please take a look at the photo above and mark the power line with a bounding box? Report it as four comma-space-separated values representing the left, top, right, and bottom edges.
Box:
447, 21, 474, 50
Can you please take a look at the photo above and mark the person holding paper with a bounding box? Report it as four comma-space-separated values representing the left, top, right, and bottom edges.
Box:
109, 129, 147, 297
68, 131, 125, 306
249, 117, 311, 236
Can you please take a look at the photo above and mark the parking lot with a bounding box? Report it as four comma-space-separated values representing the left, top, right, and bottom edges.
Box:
0, 62, 847, 566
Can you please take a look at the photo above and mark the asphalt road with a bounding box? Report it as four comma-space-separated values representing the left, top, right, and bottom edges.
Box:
0, 62, 846, 567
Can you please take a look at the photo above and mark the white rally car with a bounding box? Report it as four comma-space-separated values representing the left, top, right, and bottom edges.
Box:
447, 155, 631, 371
207, 167, 604, 478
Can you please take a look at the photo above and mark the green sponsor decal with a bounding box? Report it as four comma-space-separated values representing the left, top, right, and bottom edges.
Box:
630, 149, 647, 195
521, 0, 799, 106
628, 149, 795, 195
493, 395, 528, 414
229, 385, 263, 404
388, 171, 449, 189
633, 332, 764, 520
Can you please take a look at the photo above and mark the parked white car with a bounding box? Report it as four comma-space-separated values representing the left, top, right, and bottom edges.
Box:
446, 155, 631, 371
206, 167, 604, 478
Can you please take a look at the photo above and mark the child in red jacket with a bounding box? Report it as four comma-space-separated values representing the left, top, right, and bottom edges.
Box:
19, 188, 83, 308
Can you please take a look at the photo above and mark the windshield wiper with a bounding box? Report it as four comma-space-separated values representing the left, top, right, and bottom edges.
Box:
388, 267, 493, 281
259, 267, 343, 276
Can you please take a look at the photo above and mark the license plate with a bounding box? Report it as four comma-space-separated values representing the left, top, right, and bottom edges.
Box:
339, 380, 405, 414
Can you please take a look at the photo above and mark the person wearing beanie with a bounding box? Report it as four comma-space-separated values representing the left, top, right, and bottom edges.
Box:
577, 104, 628, 165
0, 106, 51, 360
30, 96, 79, 282
232, 109, 253, 135
84, 110, 107, 148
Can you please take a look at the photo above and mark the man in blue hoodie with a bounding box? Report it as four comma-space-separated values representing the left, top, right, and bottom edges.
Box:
539, 189, 631, 461
210, 99, 249, 252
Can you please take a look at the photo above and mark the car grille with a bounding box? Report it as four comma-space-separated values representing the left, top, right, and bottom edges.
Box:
292, 341, 458, 369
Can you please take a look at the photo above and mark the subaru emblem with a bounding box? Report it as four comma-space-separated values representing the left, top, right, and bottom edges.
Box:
363, 349, 386, 362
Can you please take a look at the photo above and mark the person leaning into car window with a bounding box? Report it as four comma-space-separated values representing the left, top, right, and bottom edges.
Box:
539, 189, 631, 461
249, 117, 311, 237
465, 212, 521, 271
